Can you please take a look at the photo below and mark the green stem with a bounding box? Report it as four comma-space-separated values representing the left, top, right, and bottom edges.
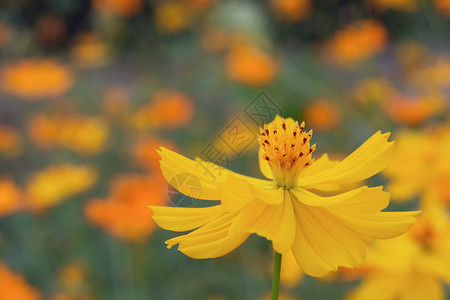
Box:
271, 252, 282, 300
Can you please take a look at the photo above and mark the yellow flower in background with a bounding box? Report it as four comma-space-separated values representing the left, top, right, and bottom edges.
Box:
324, 20, 387, 65
0, 126, 22, 158
26, 164, 97, 210
384, 126, 450, 205
59, 117, 109, 155
353, 78, 396, 104
0, 263, 40, 300
154, 1, 194, 34
347, 202, 450, 300
57, 261, 90, 299
71, 33, 110, 69
27, 114, 109, 155
225, 44, 279, 87
280, 250, 303, 287
0, 179, 22, 217
150, 116, 418, 277
0, 59, 74, 100
408, 56, 450, 90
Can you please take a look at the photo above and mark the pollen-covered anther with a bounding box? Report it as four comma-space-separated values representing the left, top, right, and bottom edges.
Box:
258, 117, 315, 187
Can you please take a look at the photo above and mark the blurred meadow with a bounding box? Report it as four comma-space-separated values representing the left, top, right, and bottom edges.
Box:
1, 0, 450, 299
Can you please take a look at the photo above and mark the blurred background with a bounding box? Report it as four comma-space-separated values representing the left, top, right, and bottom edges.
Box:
1, 0, 450, 299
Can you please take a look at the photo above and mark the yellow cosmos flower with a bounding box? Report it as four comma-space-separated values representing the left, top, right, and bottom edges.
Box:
150, 116, 418, 277
347, 202, 450, 300
384, 126, 450, 206
26, 164, 97, 210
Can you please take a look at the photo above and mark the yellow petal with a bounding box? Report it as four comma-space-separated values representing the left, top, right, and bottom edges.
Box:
292, 200, 366, 271
229, 191, 295, 253
250, 185, 284, 205
158, 147, 271, 201
280, 250, 303, 287
347, 275, 405, 300
217, 174, 280, 211
291, 214, 333, 277
165, 211, 249, 259
216, 173, 270, 211
158, 147, 222, 200
291, 186, 381, 207
298, 153, 340, 192
332, 186, 389, 213
298, 131, 394, 188
401, 273, 444, 300
258, 147, 273, 179
149, 205, 224, 232
329, 207, 419, 240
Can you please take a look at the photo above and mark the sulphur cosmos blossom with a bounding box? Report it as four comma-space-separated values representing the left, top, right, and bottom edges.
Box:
347, 201, 450, 300
150, 116, 418, 277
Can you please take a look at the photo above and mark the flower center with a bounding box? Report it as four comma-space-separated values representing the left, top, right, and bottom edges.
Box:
258, 117, 315, 189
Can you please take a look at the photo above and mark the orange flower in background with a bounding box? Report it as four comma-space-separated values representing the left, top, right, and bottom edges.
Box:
0, 179, 22, 217
0, 59, 74, 100
383, 126, 450, 205
34, 13, 67, 47
92, 0, 143, 16
270, 0, 311, 22
71, 33, 110, 68
0, 126, 22, 157
151, 90, 195, 128
131, 89, 195, 130
101, 86, 131, 119
395, 41, 431, 71
434, 0, 450, 16
303, 99, 341, 132
226, 44, 279, 86
201, 28, 232, 53
27, 114, 60, 148
0, 263, 40, 300
133, 137, 177, 171
27, 114, 109, 155
0, 22, 12, 48
325, 20, 387, 64
26, 164, 97, 211
85, 175, 166, 241
383, 93, 445, 125
52, 295, 94, 300
370, 0, 418, 12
